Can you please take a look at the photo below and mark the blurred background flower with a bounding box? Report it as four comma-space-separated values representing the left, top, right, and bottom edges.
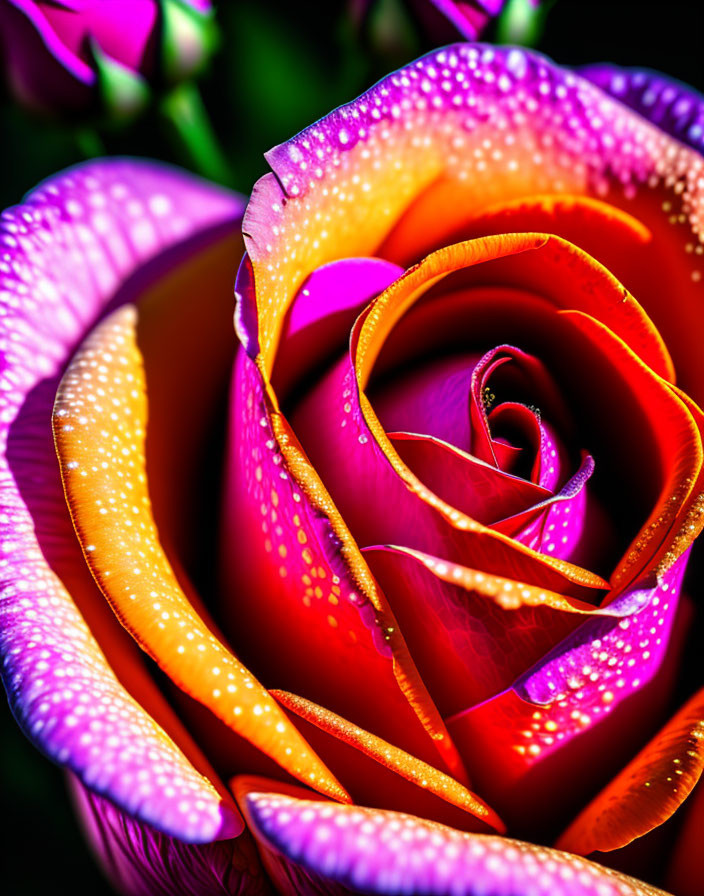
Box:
1, 1, 704, 894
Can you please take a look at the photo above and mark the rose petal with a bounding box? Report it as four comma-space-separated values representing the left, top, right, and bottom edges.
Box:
252, 47, 695, 363
364, 543, 597, 716
556, 686, 704, 855
353, 234, 703, 585
271, 256, 403, 398
224, 346, 466, 780
293, 230, 692, 596
70, 775, 271, 896
239, 784, 672, 896
387, 431, 552, 524
249, 46, 704, 409
53, 304, 348, 804
447, 552, 689, 828
666, 777, 704, 896
0, 158, 245, 840
582, 65, 704, 156
226, 247, 468, 780
560, 311, 704, 587
272, 689, 504, 832
494, 454, 593, 565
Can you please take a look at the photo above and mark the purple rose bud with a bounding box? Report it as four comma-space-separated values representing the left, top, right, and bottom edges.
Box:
0, 0, 216, 119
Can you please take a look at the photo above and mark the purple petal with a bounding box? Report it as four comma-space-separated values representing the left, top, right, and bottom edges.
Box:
71, 775, 271, 896
242, 788, 671, 896
582, 65, 704, 157
0, 158, 245, 840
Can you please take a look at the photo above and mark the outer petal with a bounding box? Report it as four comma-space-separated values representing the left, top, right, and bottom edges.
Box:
53, 304, 348, 804
239, 784, 672, 896
245, 45, 704, 405
0, 158, 244, 839
581, 65, 704, 157
71, 775, 272, 896
556, 686, 704, 855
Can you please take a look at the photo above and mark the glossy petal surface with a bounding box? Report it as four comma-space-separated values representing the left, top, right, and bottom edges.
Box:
242, 787, 672, 896
448, 553, 689, 826
225, 269, 465, 779
0, 158, 244, 840
273, 689, 503, 831
53, 304, 347, 803
582, 65, 704, 156
556, 686, 704, 855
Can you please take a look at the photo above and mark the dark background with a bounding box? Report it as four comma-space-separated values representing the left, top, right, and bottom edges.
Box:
2, 1, 704, 893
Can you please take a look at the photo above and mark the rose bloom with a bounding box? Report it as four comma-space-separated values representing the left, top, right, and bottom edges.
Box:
0, 0, 214, 116
3, 44, 704, 896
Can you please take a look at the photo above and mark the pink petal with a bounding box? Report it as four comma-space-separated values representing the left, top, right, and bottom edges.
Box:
0, 158, 245, 839
224, 269, 465, 780
582, 65, 704, 157
240, 783, 671, 896
271, 255, 403, 397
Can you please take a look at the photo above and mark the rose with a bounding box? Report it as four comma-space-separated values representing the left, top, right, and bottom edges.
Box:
0, 0, 215, 118
3, 45, 704, 896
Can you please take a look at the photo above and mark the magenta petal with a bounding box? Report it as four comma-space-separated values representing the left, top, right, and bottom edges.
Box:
0, 158, 245, 840
582, 65, 704, 157
71, 776, 271, 896
242, 789, 668, 896
0, 0, 95, 112
273, 255, 403, 395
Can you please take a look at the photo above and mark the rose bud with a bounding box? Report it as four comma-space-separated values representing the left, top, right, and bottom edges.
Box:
0, 0, 216, 119
3, 45, 704, 895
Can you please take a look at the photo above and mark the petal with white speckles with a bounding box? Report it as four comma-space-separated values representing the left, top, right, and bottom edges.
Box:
237, 781, 672, 896
0, 158, 245, 840
448, 552, 690, 832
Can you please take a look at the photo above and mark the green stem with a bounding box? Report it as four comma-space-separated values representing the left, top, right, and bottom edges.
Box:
160, 82, 234, 186
75, 127, 106, 158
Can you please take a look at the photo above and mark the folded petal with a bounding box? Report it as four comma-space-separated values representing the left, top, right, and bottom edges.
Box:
53, 304, 347, 804
225, 257, 467, 781
0, 158, 244, 840
239, 783, 672, 896
364, 543, 628, 718
71, 775, 272, 896
447, 552, 689, 829
271, 256, 403, 398
556, 686, 704, 855
666, 777, 704, 896
272, 689, 503, 832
